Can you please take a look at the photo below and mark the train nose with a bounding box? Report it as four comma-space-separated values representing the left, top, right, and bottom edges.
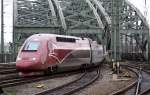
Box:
16, 57, 40, 70
16, 61, 36, 71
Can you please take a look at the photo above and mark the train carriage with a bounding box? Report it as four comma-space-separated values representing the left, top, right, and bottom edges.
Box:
16, 34, 105, 76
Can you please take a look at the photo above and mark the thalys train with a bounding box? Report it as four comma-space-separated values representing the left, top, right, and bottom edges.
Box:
16, 34, 105, 76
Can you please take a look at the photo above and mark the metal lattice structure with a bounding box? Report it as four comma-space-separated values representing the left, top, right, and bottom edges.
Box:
13, 0, 106, 53
13, 0, 149, 60
99, 0, 149, 60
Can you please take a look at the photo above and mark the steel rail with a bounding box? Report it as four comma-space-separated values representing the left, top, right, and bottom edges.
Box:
0, 64, 15, 66
135, 69, 142, 95
0, 76, 53, 88
0, 74, 20, 81
0, 70, 83, 88
34, 72, 87, 95
138, 69, 150, 95
111, 63, 150, 95
35, 67, 101, 95
109, 65, 139, 95
0, 69, 17, 74
0, 66, 16, 69
139, 88, 150, 95
121, 65, 143, 95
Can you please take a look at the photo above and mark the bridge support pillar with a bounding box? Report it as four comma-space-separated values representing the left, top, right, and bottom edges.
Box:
1, 0, 4, 62
111, 0, 122, 61
148, 29, 150, 63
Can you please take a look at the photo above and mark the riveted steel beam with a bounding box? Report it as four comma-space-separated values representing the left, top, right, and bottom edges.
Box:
85, 0, 104, 29
52, 0, 67, 31
13, 0, 61, 57
47, 0, 57, 26
125, 0, 149, 29
57, 0, 101, 30
67, 29, 103, 34
111, 0, 121, 61
1, 0, 4, 62
91, 0, 112, 50
126, 0, 149, 61
16, 0, 57, 27
13, 0, 18, 59
120, 29, 148, 34
146, 28, 150, 62
92, 0, 111, 25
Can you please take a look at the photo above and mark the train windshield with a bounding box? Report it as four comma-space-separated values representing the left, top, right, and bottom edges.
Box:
23, 41, 40, 51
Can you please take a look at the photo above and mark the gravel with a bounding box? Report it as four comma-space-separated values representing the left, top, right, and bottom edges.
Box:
3, 64, 136, 95
72, 64, 136, 95
3, 74, 80, 95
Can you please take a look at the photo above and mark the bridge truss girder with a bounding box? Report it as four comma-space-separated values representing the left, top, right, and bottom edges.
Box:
14, 0, 106, 54
99, 0, 149, 60
13, 0, 149, 61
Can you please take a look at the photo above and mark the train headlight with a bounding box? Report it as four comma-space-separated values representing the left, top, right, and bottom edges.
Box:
17, 57, 22, 61
31, 57, 36, 61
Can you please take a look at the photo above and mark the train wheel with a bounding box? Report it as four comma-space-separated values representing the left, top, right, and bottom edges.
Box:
46, 66, 58, 75
89, 63, 95, 68
44, 69, 52, 75
52, 66, 58, 74
80, 64, 88, 72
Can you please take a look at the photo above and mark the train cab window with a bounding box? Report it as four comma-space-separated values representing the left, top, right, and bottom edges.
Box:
23, 41, 40, 51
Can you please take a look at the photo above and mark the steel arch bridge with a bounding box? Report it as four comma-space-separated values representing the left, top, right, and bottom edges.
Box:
13, 0, 149, 60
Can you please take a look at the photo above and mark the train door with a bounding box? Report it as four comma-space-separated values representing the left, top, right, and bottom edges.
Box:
47, 41, 59, 65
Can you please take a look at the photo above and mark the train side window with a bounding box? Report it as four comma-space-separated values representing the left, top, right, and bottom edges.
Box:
56, 37, 76, 43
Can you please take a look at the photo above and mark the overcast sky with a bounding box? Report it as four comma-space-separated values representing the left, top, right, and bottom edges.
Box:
0, 0, 150, 43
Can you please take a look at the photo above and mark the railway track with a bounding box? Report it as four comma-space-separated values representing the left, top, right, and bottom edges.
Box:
0, 63, 17, 74
0, 69, 17, 74
0, 69, 86, 89
35, 67, 101, 95
137, 69, 150, 95
109, 66, 139, 95
0, 61, 102, 95
0, 66, 15, 69
110, 63, 150, 95
122, 61, 150, 70
0, 63, 16, 67
0, 65, 16, 70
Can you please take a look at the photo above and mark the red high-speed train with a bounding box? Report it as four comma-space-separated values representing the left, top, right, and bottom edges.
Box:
16, 34, 105, 76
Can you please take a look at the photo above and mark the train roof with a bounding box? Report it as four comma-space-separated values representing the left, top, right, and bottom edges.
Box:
31, 34, 80, 38
26, 33, 86, 42
20, 34, 95, 53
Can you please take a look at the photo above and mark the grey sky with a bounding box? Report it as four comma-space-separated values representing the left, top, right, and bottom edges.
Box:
0, 0, 13, 44
0, 0, 150, 43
